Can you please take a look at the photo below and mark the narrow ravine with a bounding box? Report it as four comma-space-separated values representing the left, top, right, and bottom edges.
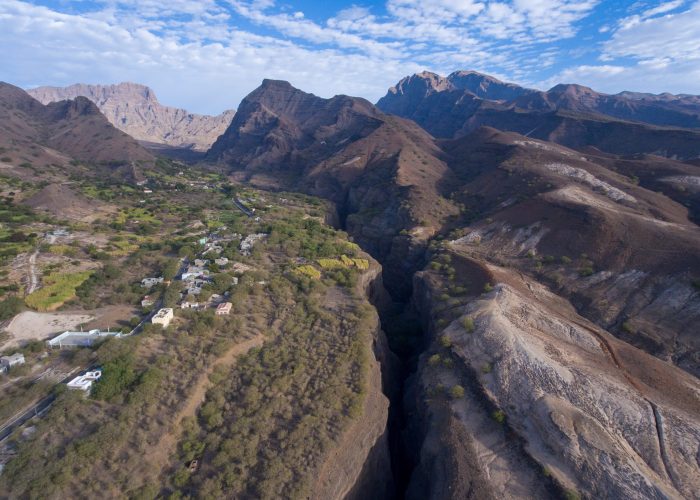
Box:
335, 201, 431, 499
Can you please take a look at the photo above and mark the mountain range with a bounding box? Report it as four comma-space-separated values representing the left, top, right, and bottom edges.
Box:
377, 71, 700, 159
203, 75, 700, 497
27, 82, 235, 152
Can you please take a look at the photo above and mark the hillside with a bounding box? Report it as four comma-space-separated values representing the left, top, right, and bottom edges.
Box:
28, 83, 235, 152
0, 81, 154, 181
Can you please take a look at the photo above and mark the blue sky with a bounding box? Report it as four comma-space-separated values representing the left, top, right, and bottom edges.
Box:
1, 0, 699, 114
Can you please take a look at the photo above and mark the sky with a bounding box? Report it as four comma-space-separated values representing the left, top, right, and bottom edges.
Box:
1, 0, 699, 115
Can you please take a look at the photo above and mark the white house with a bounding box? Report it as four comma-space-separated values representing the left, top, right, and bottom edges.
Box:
214, 257, 229, 266
141, 277, 164, 288
194, 259, 209, 268
0, 353, 25, 373
67, 370, 102, 392
216, 302, 232, 316
152, 308, 174, 328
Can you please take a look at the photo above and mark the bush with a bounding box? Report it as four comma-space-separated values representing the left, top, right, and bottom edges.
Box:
491, 410, 506, 424
427, 354, 441, 366
438, 335, 452, 348
92, 353, 137, 401
0, 295, 23, 321
578, 267, 594, 277
560, 256, 572, 264
449, 385, 465, 399
461, 316, 475, 333
483, 282, 493, 293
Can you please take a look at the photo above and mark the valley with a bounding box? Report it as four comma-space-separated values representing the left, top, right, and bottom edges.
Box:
0, 71, 699, 499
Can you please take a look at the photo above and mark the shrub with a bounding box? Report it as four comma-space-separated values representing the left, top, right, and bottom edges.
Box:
560, 256, 572, 264
427, 354, 441, 366
481, 363, 492, 374
483, 282, 493, 293
0, 295, 23, 321
621, 321, 634, 334
578, 267, 594, 277
438, 335, 452, 348
491, 410, 506, 424
461, 316, 475, 333
449, 385, 465, 399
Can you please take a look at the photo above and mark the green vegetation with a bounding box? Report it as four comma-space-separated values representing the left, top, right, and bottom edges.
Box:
491, 410, 506, 424
461, 316, 475, 333
449, 384, 465, 399
438, 334, 452, 348
0, 295, 23, 321
0, 183, 379, 499
483, 282, 494, 293
25, 271, 93, 311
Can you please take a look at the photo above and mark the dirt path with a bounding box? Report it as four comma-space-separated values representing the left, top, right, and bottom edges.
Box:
25, 249, 39, 295
178, 334, 264, 420
145, 334, 265, 478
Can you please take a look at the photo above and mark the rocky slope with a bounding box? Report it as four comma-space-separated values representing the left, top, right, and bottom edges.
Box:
377, 71, 700, 159
408, 259, 700, 499
0, 81, 153, 181
208, 79, 459, 296
28, 82, 235, 151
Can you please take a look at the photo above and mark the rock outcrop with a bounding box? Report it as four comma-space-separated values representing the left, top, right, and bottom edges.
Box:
28, 82, 235, 151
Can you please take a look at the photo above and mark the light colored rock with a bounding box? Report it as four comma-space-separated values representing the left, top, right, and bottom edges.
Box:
439, 272, 700, 499
27, 82, 234, 151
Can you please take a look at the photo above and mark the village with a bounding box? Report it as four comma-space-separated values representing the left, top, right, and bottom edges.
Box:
0, 187, 277, 449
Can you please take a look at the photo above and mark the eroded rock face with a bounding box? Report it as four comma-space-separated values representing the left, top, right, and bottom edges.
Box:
28, 83, 235, 151
415, 265, 700, 499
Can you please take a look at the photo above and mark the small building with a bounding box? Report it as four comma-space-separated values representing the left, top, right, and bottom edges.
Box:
47, 329, 121, 349
141, 295, 155, 308
187, 287, 202, 296
141, 277, 164, 288
0, 353, 26, 373
67, 370, 102, 392
231, 277, 239, 286
216, 302, 232, 316
214, 257, 229, 266
194, 259, 209, 268
152, 308, 174, 328
180, 301, 202, 310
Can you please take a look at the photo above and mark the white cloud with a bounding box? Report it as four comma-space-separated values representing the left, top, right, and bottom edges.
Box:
0, 0, 422, 113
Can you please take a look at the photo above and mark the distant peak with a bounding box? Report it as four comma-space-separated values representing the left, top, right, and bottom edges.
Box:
260, 79, 295, 89
548, 83, 598, 95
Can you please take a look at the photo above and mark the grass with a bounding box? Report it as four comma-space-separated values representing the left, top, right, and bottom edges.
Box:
25, 271, 93, 311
